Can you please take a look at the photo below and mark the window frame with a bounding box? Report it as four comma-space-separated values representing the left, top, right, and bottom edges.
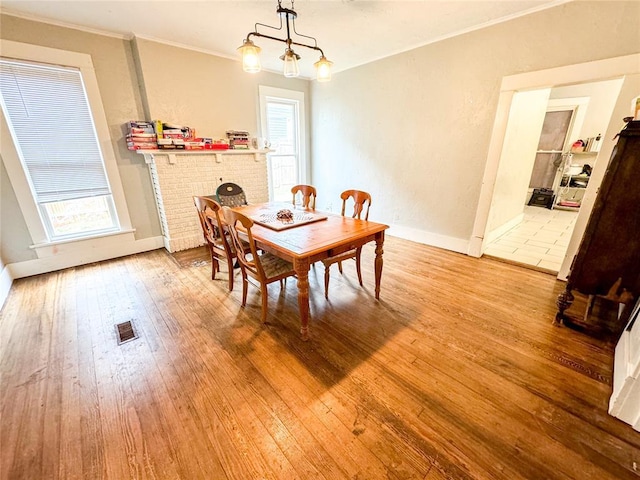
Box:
0, 40, 133, 251
258, 86, 308, 201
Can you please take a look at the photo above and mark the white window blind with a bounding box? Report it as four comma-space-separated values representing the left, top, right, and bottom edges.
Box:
0, 59, 111, 203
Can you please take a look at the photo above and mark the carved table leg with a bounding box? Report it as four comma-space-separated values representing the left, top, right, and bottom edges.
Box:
555, 286, 574, 325
374, 231, 385, 300
294, 257, 311, 341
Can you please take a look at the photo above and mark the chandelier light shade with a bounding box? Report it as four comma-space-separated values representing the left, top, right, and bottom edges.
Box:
281, 48, 301, 78
237, 0, 333, 81
314, 56, 333, 82
238, 39, 262, 73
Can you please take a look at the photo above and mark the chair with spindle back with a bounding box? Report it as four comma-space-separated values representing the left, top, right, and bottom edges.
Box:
193, 196, 239, 291
321, 189, 372, 299
222, 207, 297, 324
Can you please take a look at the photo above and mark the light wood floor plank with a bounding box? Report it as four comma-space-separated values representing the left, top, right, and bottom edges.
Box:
1, 236, 639, 479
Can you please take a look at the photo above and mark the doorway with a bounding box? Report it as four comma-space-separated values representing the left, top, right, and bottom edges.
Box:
483, 93, 599, 272
470, 55, 638, 278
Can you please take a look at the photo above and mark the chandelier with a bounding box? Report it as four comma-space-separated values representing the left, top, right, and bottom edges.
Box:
237, 0, 333, 82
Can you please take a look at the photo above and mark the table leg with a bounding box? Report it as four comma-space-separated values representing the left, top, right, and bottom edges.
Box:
374, 231, 385, 300
294, 257, 311, 341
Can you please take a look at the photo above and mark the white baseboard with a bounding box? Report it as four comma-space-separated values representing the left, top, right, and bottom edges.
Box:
0, 265, 13, 310
7, 235, 165, 279
387, 225, 469, 254
485, 212, 524, 245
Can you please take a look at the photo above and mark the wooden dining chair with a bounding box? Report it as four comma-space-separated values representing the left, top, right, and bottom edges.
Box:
291, 184, 317, 209
193, 196, 241, 291
222, 207, 297, 323
216, 182, 248, 207
321, 189, 372, 299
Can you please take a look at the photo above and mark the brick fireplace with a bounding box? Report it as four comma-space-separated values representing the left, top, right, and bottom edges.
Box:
140, 150, 269, 252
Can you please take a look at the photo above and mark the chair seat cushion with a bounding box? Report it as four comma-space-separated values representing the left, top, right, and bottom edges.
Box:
259, 252, 295, 278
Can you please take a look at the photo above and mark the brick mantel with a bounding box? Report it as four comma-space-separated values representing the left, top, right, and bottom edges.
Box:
139, 150, 269, 252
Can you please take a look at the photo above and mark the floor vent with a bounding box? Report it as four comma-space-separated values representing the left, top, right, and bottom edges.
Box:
116, 321, 138, 344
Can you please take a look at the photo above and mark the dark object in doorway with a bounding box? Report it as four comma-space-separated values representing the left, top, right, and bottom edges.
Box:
556, 120, 640, 336
528, 188, 555, 209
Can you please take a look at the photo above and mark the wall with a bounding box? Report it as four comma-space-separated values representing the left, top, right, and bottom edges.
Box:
550, 78, 625, 144
0, 156, 9, 307
485, 88, 550, 242
310, 1, 640, 253
0, 14, 308, 272
131, 37, 310, 155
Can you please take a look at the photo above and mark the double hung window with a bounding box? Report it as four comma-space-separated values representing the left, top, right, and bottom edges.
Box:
0, 58, 119, 241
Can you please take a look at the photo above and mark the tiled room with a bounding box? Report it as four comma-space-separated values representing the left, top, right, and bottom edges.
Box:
484, 205, 579, 273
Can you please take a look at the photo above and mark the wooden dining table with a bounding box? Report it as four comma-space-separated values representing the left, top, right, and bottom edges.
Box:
232, 202, 389, 340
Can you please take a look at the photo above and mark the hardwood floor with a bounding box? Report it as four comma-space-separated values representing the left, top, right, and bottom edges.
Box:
1, 236, 638, 479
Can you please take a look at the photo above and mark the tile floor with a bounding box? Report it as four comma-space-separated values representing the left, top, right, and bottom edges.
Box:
484, 205, 579, 273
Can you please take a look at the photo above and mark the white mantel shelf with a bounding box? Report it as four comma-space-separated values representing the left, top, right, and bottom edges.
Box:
137, 148, 272, 164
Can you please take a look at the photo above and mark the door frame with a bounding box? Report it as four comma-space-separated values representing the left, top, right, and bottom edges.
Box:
469, 54, 640, 268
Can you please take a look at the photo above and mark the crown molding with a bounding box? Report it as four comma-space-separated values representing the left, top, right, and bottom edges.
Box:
0, 8, 129, 41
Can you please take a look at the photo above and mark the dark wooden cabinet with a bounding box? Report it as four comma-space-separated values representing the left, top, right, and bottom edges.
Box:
556, 120, 640, 333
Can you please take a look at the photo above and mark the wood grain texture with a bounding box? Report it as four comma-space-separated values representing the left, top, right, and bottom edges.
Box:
1, 236, 639, 480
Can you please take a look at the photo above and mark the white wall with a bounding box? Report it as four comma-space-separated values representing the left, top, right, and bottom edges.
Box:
0, 150, 9, 309
551, 79, 626, 143
485, 88, 550, 242
310, 1, 640, 254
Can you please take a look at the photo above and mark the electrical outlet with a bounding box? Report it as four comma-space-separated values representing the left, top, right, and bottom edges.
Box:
326, 202, 332, 212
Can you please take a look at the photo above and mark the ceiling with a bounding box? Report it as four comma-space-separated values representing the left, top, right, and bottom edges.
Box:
1, 0, 568, 79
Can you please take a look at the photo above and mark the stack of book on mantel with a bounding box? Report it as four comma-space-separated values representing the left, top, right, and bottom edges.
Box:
158, 123, 195, 150
126, 121, 157, 150
226, 130, 250, 149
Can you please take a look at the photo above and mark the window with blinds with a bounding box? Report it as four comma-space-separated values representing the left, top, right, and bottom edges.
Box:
0, 59, 118, 240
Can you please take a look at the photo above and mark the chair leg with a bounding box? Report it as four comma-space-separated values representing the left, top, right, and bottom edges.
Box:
324, 264, 331, 299
241, 270, 248, 307
260, 284, 269, 323
225, 255, 235, 291
338, 260, 343, 274
211, 255, 219, 280
355, 247, 363, 286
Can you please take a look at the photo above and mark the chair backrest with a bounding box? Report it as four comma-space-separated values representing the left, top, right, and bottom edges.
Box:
222, 207, 266, 280
340, 189, 371, 220
216, 182, 248, 207
291, 184, 317, 209
193, 197, 231, 252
